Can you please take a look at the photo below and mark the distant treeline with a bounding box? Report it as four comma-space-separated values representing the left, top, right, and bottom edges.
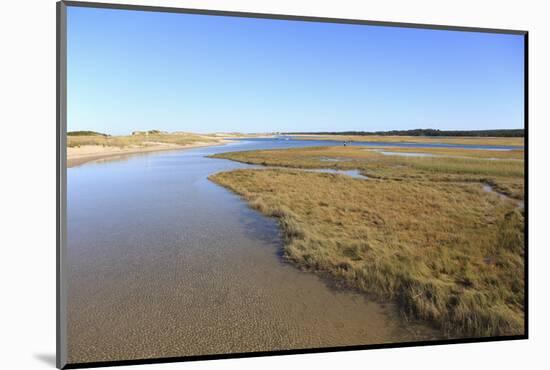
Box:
68, 130, 109, 137
284, 129, 524, 137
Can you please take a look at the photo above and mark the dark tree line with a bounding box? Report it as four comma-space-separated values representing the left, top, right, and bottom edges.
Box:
283, 129, 524, 137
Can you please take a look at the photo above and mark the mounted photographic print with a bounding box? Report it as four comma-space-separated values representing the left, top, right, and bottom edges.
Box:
57, 1, 528, 368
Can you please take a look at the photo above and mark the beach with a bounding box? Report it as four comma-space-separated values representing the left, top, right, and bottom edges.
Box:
67, 139, 229, 168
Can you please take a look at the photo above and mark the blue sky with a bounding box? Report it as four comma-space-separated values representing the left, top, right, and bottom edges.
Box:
67, 6, 524, 135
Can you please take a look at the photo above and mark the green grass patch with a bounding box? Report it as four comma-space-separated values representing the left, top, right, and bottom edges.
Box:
67, 130, 108, 137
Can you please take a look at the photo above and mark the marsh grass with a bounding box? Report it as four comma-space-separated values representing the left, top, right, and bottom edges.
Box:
211, 146, 524, 199
209, 145, 525, 337
364, 147, 524, 159
291, 134, 524, 147
210, 169, 524, 337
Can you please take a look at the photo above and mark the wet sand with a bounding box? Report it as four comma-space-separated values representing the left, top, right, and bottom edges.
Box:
67, 140, 228, 168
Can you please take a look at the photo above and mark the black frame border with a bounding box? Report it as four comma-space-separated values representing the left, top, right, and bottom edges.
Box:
56, 1, 529, 369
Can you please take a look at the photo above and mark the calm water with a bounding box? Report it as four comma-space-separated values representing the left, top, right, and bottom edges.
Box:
68, 138, 517, 363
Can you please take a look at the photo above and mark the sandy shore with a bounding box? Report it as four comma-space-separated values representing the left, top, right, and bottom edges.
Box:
67, 140, 227, 168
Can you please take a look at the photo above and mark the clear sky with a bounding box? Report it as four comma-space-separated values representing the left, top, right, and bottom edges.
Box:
67, 6, 525, 135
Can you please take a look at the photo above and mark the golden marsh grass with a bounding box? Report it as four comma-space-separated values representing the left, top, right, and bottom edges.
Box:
291, 134, 524, 147
212, 146, 524, 199
209, 146, 525, 337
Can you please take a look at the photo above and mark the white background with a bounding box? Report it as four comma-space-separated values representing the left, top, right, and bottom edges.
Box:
1, 0, 548, 369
